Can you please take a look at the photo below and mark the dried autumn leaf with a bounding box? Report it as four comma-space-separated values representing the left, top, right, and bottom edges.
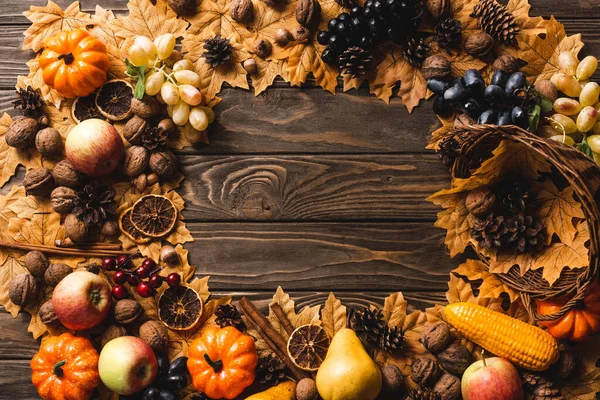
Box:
453, 259, 518, 301
19, 58, 65, 108
26, 286, 68, 339
446, 274, 503, 312
0, 186, 27, 251
321, 292, 346, 339
91, 6, 127, 80
504, 0, 548, 40
252, 59, 289, 96
0, 114, 43, 188
0, 256, 29, 317
427, 115, 455, 150
267, 287, 321, 338
382, 292, 407, 328
22, 1, 93, 52
557, 339, 600, 399
473, 140, 552, 181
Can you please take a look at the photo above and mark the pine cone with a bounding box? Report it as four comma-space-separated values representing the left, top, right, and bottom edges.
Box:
214, 304, 246, 331
202, 35, 233, 68
471, 213, 508, 250
338, 47, 373, 77
350, 307, 385, 346
379, 325, 405, 353
471, 0, 520, 44
13, 86, 43, 117
434, 18, 462, 49
142, 127, 168, 151
504, 215, 545, 253
256, 353, 287, 387
497, 177, 531, 214
406, 387, 440, 400
404, 37, 430, 68
72, 182, 117, 227
522, 372, 564, 400
334, 0, 356, 8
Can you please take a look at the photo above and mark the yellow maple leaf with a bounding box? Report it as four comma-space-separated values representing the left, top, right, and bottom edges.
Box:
90, 6, 128, 80
22, 1, 93, 52
321, 292, 346, 339
267, 287, 321, 338
453, 259, 518, 301
0, 186, 27, 251
382, 292, 408, 328
0, 114, 43, 188
504, 0, 548, 40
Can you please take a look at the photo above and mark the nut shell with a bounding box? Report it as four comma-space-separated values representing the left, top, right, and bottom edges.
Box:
52, 160, 83, 188
44, 263, 73, 287
464, 32, 494, 57
24, 251, 49, 278
243, 59, 257, 74
167, 0, 196, 15
50, 186, 77, 214
411, 357, 442, 386
422, 55, 451, 80
131, 95, 159, 119
437, 342, 471, 376
160, 245, 181, 266
296, 378, 318, 400
465, 186, 496, 217
101, 324, 128, 348
292, 25, 310, 43
254, 39, 273, 59
419, 322, 451, 353
381, 364, 403, 395
157, 118, 177, 136
230, 0, 254, 22
123, 145, 150, 177
114, 299, 143, 324
35, 127, 63, 157
296, 0, 319, 27
64, 213, 89, 244
101, 220, 120, 237
149, 150, 178, 179
123, 116, 149, 145
5, 117, 38, 149
139, 320, 170, 353
24, 168, 55, 197
535, 80, 558, 102
493, 54, 520, 74
8, 273, 38, 307
39, 300, 60, 326
424, 0, 449, 24
433, 373, 461, 400
275, 28, 293, 46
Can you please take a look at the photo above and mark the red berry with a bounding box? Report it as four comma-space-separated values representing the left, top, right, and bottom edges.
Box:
112, 285, 128, 300
117, 254, 131, 268
148, 274, 163, 288
166, 273, 181, 287
137, 282, 153, 298
113, 270, 128, 285
142, 258, 156, 269
135, 265, 150, 278
127, 274, 140, 286
102, 257, 117, 271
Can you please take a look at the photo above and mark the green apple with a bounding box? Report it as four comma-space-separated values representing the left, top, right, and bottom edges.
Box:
99, 336, 158, 395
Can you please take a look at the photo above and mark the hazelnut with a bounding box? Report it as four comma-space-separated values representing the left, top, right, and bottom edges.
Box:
296, 378, 318, 400
149, 150, 178, 179
275, 28, 293, 47
52, 160, 83, 188
411, 357, 442, 386
35, 127, 63, 157
422, 55, 451, 80
433, 373, 461, 400
296, 0, 319, 27
101, 324, 128, 347
261, 0, 281, 7
39, 300, 60, 326
420, 322, 451, 353
292, 25, 310, 43
131, 95, 159, 119
157, 118, 177, 136
8, 273, 38, 307
381, 364, 403, 395
139, 320, 170, 353
423, 0, 449, 24
493, 54, 520, 74
535, 80, 558, 102
437, 342, 471, 376
5, 117, 38, 149
254, 39, 273, 59
230, 0, 254, 22
50, 186, 77, 214
24, 251, 49, 278
44, 263, 72, 287
24, 168, 55, 197
123, 145, 150, 177
465, 186, 496, 217
131, 174, 149, 192
464, 32, 494, 57
101, 220, 120, 237
79, 263, 100, 275
167, 0, 196, 15
123, 116, 149, 145
114, 299, 143, 324
147, 173, 160, 186
64, 213, 88, 244
243, 59, 257, 74
160, 245, 180, 266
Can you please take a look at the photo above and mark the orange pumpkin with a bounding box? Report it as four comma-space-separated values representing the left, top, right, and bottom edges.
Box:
30, 332, 100, 400
187, 326, 258, 399
536, 280, 600, 342
39, 29, 110, 98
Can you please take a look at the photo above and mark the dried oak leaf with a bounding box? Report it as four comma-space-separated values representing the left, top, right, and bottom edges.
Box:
321, 292, 347, 340
382, 292, 408, 328
452, 259, 518, 301
267, 286, 321, 337
22, 0, 93, 52
490, 221, 589, 285
91, 6, 127, 80
0, 114, 43, 188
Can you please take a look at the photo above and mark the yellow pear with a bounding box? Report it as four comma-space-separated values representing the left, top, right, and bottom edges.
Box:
315, 328, 382, 400
245, 380, 296, 400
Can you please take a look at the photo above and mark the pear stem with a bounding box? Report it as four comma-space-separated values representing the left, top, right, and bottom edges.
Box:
481, 349, 487, 367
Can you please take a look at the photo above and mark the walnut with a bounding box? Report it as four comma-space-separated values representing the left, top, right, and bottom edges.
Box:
464, 32, 494, 57
261, 0, 281, 7
114, 299, 143, 324
411, 357, 442, 386
292, 25, 310, 43
167, 0, 196, 15
131, 174, 149, 192
39, 300, 60, 326
123, 145, 150, 177
254, 39, 273, 59
149, 150, 178, 179
101, 324, 128, 347
24, 168, 55, 197
230, 0, 253, 22
157, 118, 177, 136
535, 80, 558, 102
51, 186, 77, 214
139, 320, 170, 353
493, 54, 520, 74
549, 349, 576, 380
35, 127, 63, 157
24, 251, 49, 278
123, 116, 149, 145
420, 322, 451, 353
101, 220, 120, 237
8, 273, 38, 307
433, 373, 461, 400
160, 245, 181, 266
296, 0, 319, 27
243, 59, 257, 74
437, 342, 471, 376
44, 263, 72, 287
275, 28, 293, 47
465, 186, 496, 217
131, 95, 159, 119
423, 0, 449, 24
422, 55, 451, 80
381, 364, 403, 395
52, 160, 83, 188
5, 117, 38, 149
64, 213, 89, 243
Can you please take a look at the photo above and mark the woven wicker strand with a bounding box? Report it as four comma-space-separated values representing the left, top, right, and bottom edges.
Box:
446, 124, 600, 322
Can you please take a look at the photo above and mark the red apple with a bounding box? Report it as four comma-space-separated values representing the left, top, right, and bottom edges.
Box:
52, 270, 111, 330
462, 356, 524, 400
99, 336, 158, 395
65, 118, 124, 176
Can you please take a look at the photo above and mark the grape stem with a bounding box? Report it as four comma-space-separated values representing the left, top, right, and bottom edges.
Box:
546, 116, 568, 143
150, 62, 178, 86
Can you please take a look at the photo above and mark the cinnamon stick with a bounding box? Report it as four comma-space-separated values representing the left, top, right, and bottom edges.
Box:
55, 239, 122, 250
270, 303, 295, 337
0, 241, 136, 257
239, 297, 310, 381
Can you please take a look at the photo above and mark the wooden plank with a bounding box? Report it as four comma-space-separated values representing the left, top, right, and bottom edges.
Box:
0, 360, 34, 399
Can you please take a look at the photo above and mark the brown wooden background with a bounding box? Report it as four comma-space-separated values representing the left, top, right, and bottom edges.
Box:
0, 0, 598, 397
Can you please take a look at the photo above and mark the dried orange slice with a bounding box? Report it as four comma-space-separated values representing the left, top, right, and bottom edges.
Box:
130, 195, 177, 238
287, 324, 330, 371
118, 207, 150, 244
158, 285, 203, 331
71, 92, 103, 123
95, 79, 133, 121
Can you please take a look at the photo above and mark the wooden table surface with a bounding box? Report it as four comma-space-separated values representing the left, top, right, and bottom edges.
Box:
0, 0, 598, 397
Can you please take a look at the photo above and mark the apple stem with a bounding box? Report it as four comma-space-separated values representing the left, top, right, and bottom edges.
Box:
53, 360, 67, 377
481, 349, 487, 367
204, 354, 223, 373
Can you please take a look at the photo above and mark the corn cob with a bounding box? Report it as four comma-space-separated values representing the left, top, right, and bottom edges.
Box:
443, 302, 559, 371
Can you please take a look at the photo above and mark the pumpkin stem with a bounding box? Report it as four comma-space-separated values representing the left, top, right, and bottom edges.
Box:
204, 354, 223, 373
58, 53, 75, 65
53, 360, 67, 377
